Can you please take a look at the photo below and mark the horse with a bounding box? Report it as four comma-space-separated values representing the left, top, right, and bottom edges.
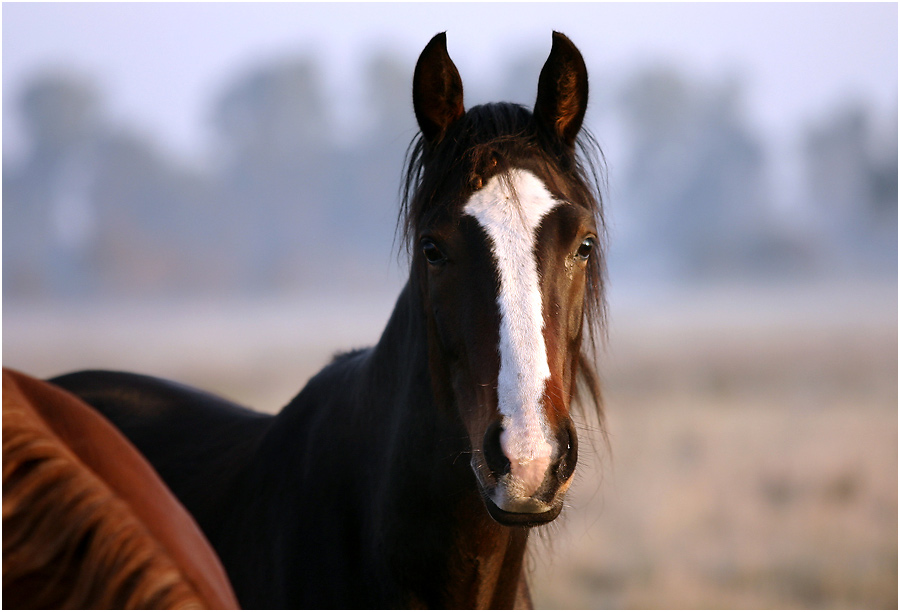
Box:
50, 31, 606, 609
2, 368, 240, 609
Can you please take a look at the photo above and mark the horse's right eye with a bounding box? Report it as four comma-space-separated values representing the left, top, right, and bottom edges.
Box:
421, 239, 446, 265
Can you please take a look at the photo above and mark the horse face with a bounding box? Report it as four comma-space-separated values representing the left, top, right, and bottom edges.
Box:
411, 33, 595, 526
416, 165, 596, 526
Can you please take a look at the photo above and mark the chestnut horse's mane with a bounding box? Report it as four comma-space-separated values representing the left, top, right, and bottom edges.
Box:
2, 369, 239, 609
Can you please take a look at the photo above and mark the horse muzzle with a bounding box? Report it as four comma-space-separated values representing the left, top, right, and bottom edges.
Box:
473, 417, 578, 526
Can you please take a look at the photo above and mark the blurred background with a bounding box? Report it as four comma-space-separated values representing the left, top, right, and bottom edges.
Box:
3, 3, 897, 608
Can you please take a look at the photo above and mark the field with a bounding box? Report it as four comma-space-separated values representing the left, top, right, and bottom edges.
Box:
530, 282, 897, 609
4, 281, 896, 609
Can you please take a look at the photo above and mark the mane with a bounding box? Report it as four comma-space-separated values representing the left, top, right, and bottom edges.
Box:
399, 101, 608, 430
2, 370, 240, 610
2, 399, 207, 609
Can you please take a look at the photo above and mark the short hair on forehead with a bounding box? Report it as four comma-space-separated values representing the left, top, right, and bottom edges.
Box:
401, 102, 605, 240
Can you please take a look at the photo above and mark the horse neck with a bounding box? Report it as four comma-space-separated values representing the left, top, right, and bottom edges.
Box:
363, 278, 532, 608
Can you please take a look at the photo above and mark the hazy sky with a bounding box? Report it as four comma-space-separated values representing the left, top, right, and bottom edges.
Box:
3, 2, 897, 163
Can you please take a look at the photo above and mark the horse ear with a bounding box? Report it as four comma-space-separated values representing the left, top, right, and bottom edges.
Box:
534, 31, 589, 150
413, 32, 465, 144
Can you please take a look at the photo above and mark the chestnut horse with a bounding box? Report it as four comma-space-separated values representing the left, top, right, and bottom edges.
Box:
2, 368, 239, 609
52, 31, 605, 608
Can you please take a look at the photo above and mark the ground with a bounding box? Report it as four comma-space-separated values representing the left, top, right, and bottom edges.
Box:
529, 281, 897, 608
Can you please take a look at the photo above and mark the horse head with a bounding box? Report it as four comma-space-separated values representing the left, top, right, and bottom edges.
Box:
405, 32, 604, 527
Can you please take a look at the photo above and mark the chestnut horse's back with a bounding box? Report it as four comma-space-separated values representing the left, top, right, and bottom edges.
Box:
2, 368, 239, 609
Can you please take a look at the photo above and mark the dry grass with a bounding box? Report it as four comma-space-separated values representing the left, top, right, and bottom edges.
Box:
4, 282, 896, 609
530, 282, 898, 609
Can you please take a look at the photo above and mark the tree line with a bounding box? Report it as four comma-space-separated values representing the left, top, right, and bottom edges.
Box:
3, 50, 896, 299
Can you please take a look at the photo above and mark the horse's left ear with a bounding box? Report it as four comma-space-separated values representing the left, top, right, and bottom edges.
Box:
534, 32, 589, 150
413, 32, 465, 145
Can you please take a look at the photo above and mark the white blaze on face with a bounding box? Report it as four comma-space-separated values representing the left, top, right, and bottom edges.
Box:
463, 169, 558, 468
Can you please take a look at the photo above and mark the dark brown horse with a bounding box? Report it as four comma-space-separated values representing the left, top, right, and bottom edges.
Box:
51, 31, 606, 608
2, 368, 239, 609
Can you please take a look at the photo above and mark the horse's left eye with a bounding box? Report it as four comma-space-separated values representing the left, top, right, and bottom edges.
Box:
421, 239, 447, 265
575, 238, 594, 261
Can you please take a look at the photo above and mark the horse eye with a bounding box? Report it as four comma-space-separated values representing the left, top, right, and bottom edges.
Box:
421, 239, 446, 265
575, 238, 594, 261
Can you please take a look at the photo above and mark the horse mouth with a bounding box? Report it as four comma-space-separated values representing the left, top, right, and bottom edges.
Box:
480, 489, 564, 526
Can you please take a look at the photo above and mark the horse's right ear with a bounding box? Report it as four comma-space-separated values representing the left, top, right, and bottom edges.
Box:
413, 32, 465, 145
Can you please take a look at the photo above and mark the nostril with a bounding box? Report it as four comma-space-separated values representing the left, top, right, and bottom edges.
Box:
483, 421, 510, 476
555, 421, 578, 482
